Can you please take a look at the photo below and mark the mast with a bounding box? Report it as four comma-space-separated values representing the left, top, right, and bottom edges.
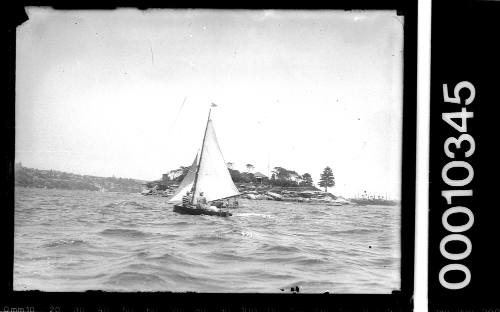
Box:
190, 108, 212, 204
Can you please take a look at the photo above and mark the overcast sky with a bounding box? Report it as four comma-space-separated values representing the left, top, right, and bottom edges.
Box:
16, 8, 404, 199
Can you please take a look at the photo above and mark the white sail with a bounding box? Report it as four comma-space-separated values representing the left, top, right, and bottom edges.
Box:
192, 120, 240, 203
168, 154, 198, 203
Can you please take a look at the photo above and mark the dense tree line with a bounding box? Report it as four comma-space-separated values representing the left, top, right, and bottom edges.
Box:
169, 163, 335, 192
14, 165, 143, 192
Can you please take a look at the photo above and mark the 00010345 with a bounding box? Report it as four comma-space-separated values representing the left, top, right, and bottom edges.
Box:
439, 81, 476, 290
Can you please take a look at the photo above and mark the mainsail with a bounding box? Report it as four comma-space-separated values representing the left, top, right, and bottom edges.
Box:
169, 113, 240, 205
192, 119, 240, 203
168, 154, 198, 203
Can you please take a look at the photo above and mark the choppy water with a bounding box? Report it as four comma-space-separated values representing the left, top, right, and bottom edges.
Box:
14, 187, 400, 293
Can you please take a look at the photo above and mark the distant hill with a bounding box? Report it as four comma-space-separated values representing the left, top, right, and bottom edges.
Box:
14, 164, 145, 193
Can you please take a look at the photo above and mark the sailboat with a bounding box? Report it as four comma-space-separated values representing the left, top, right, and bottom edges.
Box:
168, 107, 240, 217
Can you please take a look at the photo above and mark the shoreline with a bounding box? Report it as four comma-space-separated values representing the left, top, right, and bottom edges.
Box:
15, 184, 398, 207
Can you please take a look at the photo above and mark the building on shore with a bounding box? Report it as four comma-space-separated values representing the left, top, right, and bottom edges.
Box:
253, 172, 268, 183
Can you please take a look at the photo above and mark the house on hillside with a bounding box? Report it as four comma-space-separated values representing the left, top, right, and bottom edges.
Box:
253, 172, 268, 183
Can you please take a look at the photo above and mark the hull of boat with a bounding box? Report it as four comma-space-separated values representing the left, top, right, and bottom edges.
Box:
173, 205, 232, 217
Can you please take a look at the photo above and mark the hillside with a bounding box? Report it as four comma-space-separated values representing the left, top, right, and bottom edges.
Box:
14, 164, 145, 193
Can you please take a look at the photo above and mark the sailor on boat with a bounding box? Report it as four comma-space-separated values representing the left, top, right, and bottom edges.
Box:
196, 192, 208, 209
182, 191, 192, 207
197, 192, 222, 212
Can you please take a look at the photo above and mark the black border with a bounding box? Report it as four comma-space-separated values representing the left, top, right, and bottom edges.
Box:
2, 1, 416, 311
429, 0, 500, 310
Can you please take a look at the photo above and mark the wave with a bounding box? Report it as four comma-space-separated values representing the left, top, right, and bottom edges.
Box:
117, 221, 138, 227
241, 269, 296, 280
241, 231, 256, 238
254, 253, 327, 266
261, 244, 302, 253
237, 213, 274, 219
22, 255, 64, 261
149, 253, 210, 269
43, 239, 91, 248
135, 251, 149, 258
255, 255, 305, 263
39, 201, 56, 206
296, 257, 329, 265
170, 221, 193, 226
57, 273, 107, 281
308, 210, 329, 216
106, 271, 167, 286
125, 201, 149, 209
99, 228, 149, 238
364, 257, 394, 267
103, 201, 148, 209
190, 232, 231, 242
209, 252, 249, 261
327, 228, 381, 235
150, 252, 190, 264
161, 268, 211, 285
292, 215, 305, 221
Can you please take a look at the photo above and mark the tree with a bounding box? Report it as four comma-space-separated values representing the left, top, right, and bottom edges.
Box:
300, 173, 313, 186
318, 166, 335, 192
246, 164, 254, 173
272, 167, 291, 180
228, 168, 251, 183
270, 167, 302, 186
243, 172, 256, 183
172, 166, 191, 183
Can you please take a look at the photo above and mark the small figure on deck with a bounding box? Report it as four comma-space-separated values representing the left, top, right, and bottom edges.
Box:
197, 192, 208, 209
182, 191, 192, 207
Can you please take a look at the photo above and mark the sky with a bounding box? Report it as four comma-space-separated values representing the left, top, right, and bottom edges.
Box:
16, 8, 404, 199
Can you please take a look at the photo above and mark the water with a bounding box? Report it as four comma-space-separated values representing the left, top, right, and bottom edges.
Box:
14, 187, 400, 293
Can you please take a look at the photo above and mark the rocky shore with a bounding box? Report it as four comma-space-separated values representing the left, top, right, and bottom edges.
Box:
240, 188, 353, 206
